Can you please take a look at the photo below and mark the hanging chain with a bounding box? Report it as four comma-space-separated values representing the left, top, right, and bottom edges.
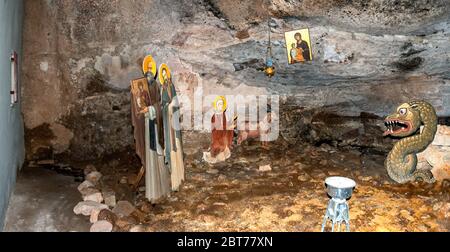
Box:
267, 18, 272, 60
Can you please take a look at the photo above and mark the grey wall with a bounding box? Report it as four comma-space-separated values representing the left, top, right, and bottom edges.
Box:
0, 0, 24, 230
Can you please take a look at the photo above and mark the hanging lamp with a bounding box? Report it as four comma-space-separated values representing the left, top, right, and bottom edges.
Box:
264, 18, 275, 78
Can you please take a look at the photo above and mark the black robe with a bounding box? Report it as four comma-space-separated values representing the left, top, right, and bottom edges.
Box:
297, 40, 311, 61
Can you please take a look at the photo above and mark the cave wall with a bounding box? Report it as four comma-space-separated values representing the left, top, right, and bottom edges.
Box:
0, 0, 24, 230
22, 0, 450, 161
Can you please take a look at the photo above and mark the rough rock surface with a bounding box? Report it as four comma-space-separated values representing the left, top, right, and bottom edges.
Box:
90, 220, 113, 232
97, 209, 118, 225
85, 172, 103, 184
73, 201, 108, 216
112, 201, 136, 218
259, 165, 272, 172
418, 125, 450, 181
22, 0, 450, 161
83, 191, 103, 203
77, 180, 95, 193
84, 165, 98, 176
102, 190, 117, 208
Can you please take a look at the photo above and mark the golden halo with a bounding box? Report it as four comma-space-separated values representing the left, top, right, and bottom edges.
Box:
213, 96, 227, 113
142, 55, 157, 77
158, 64, 171, 85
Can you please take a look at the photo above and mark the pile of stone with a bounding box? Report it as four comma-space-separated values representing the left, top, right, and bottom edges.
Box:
73, 165, 148, 232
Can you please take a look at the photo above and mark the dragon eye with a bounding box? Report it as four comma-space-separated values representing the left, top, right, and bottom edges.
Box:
399, 108, 407, 115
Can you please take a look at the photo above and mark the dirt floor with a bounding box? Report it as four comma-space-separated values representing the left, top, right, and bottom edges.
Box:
90, 139, 450, 232
5, 139, 449, 232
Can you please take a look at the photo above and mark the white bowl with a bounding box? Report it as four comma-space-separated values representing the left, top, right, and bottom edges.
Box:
325, 177, 356, 200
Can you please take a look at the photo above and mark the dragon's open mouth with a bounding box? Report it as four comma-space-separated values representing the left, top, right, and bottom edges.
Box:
383, 119, 412, 136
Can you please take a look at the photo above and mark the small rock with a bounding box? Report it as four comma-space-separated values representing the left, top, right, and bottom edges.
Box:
400, 210, 414, 221
73, 201, 108, 216
298, 174, 310, 182
112, 201, 136, 218
80, 187, 100, 196
77, 180, 95, 193
213, 202, 227, 206
130, 225, 146, 232
102, 190, 116, 208
84, 164, 97, 176
90, 208, 102, 223
83, 191, 103, 203
97, 209, 118, 224
90, 220, 113, 232
168, 196, 178, 202
217, 175, 227, 181
86, 171, 102, 184
259, 165, 272, 172
320, 160, 328, 166
295, 162, 305, 170
138, 186, 146, 192
421, 214, 431, 220
312, 172, 326, 179
139, 202, 153, 214
130, 210, 147, 223
120, 176, 128, 184
207, 169, 219, 175
115, 216, 139, 231
360, 176, 372, 182
197, 204, 207, 212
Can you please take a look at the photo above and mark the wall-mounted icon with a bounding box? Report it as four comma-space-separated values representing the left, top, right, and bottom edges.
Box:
284, 28, 313, 64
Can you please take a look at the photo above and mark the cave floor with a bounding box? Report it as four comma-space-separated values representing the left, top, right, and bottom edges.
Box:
101, 141, 450, 232
4, 142, 449, 232
4, 167, 91, 232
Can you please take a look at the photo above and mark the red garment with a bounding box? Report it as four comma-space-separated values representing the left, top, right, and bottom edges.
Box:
210, 113, 234, 157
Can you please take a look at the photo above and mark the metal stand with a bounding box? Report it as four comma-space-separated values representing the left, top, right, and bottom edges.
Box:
321, 198, 351, 232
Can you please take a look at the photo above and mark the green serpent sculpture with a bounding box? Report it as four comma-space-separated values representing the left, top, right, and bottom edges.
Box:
384, 101, 438, 184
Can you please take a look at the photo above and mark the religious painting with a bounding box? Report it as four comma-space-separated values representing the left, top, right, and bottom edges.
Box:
158, 63, 171, 85
284, 28, 313, 64
131, 77, 151, 114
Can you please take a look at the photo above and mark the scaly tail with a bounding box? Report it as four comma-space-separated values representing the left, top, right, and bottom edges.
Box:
412, 169, 436, 183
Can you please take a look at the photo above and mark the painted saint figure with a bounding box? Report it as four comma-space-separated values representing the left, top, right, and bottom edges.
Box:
290, 43, 305, 64
203, 96, 237, 164
160, 64, 185, 192
144, 69, 171, 203
295, 32, 311, 61
131, 55, 170, 203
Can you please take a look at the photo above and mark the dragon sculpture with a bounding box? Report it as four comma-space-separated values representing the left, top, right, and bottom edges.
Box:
384, 101, 438, 184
